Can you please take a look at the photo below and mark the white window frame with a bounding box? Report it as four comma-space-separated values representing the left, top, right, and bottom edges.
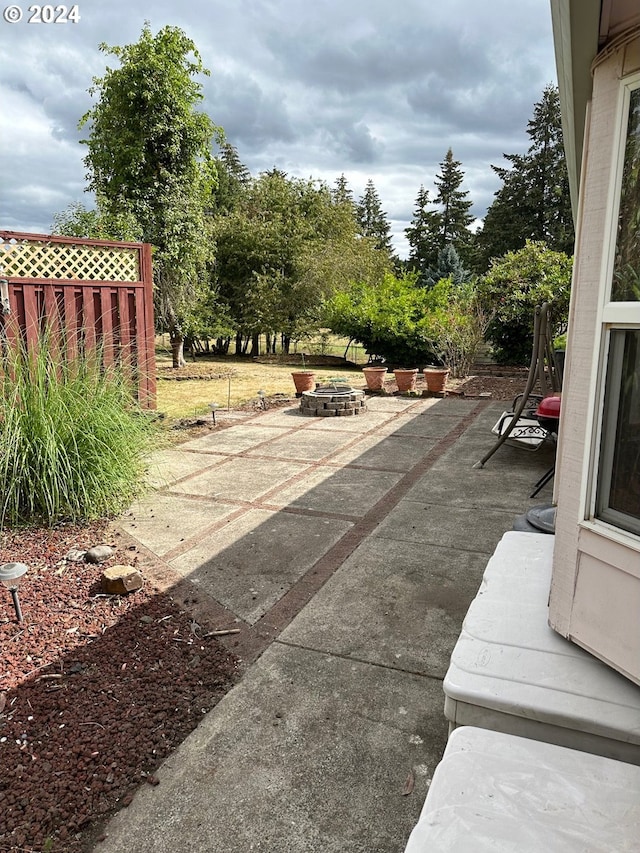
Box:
582, 71, 640, 549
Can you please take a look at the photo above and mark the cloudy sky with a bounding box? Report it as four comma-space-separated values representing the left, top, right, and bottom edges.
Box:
1, 0, 557, 257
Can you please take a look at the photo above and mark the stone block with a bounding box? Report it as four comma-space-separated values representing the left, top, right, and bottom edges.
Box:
101, 565, 144, 595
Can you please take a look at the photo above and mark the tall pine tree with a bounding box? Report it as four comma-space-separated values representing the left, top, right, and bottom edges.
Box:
433, 148, 474, 254
356, 178, 394, 256
405, 185, 441, 283
211, 141, 250, 213
474, 85, 574, 272
332, 173, 354, 207
405, 151, 473, 284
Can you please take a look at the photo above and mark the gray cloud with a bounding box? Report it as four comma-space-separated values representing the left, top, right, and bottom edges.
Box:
0, 0, 557, 255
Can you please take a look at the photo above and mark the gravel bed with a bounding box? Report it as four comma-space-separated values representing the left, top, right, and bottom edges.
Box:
0, 521, 238, 853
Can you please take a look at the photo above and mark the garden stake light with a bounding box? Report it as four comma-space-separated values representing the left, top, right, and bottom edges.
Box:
0, 562, 28, 622
208, 401, 219, 425
257, 389, 266, 409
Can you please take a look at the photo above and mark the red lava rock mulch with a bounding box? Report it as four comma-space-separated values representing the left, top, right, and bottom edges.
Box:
0, 521, 238, 853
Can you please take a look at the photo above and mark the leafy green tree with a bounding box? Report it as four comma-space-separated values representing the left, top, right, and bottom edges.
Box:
480, 240, 573, 364
433, 148, 474, 255
356, 178, 394, 256
52, 201, 139, 241
79, 24, 223, 366
474, 86, 574, 272
405, 185, 442, 283
213, 171, 387, 355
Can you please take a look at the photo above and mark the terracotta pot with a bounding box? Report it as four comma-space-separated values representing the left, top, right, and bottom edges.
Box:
291, 371, 316, 395
423, 367, 450, 393
393, 368, 418, 392
362, 366, 388, 390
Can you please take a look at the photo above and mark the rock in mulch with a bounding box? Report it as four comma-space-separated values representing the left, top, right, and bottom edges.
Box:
65, 547, 87, 562
84, 544, 114, 564
101, 565, 144, 595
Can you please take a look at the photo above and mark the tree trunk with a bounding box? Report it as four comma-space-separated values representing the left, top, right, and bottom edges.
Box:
170, 332, 187, 368
235, 331, 243, 356
343, 337, 355, 360
249, 333, 260, 357
265, 332, 272, 354
282, 334, 291, 355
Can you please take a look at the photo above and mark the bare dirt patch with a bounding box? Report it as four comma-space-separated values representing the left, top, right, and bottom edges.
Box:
453, 366, 529, 402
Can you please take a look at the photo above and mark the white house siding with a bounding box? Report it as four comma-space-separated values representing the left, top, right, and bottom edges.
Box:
549, 35, 640, 686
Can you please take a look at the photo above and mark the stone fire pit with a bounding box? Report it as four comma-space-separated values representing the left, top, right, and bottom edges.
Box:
300, 384, 367, 417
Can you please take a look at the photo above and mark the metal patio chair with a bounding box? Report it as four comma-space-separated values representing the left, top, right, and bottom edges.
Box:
474, 303, 562, 471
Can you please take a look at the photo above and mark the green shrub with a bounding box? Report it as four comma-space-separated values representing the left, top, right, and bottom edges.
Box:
420, 278, 492, 378
480, 240, 572, 364
0, 330, 159, 527
323, 272, 436, 366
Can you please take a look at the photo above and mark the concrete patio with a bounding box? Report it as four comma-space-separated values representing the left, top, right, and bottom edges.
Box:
95, 394, 555, 853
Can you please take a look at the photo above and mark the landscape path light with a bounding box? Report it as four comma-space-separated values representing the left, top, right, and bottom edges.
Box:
208, 401, 220, 425
257, 389, 267, 409
0, 562, 29, 622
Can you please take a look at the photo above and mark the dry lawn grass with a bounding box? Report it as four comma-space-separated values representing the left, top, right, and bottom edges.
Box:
155, 354, 367, 419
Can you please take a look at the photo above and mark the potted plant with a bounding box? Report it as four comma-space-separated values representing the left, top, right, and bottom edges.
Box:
422, 365, 450, 393
393, 367, 419, 392
362, 363, 388, 391
553, 333, 567, 387
291, 352, 316, 396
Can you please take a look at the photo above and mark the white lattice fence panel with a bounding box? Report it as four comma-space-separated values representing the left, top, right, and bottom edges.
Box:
0, 238, 140, 282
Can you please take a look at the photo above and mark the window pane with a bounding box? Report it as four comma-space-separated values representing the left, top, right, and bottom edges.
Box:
612, 87, 640, 301
597, 330, 640, 534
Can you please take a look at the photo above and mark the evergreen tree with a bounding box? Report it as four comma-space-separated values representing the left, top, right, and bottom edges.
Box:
424, 244, 471, 289
356, 178, 394, 255
404, 185, 441, 283
474, 85, 574, 272
332, 173, 354, 207
433, 148, 474, 253
211, 141, 250, 213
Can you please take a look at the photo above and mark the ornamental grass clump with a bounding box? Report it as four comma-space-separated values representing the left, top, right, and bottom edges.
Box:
0, 330, 159, 527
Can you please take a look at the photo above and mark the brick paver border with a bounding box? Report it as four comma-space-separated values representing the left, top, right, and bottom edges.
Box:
112, 398, 490, 671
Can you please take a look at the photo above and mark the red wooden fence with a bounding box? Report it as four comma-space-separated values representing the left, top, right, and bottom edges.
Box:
0, 230, 156, 407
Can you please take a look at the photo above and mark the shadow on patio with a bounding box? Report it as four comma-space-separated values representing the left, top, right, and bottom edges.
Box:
94, 393, 554, 853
